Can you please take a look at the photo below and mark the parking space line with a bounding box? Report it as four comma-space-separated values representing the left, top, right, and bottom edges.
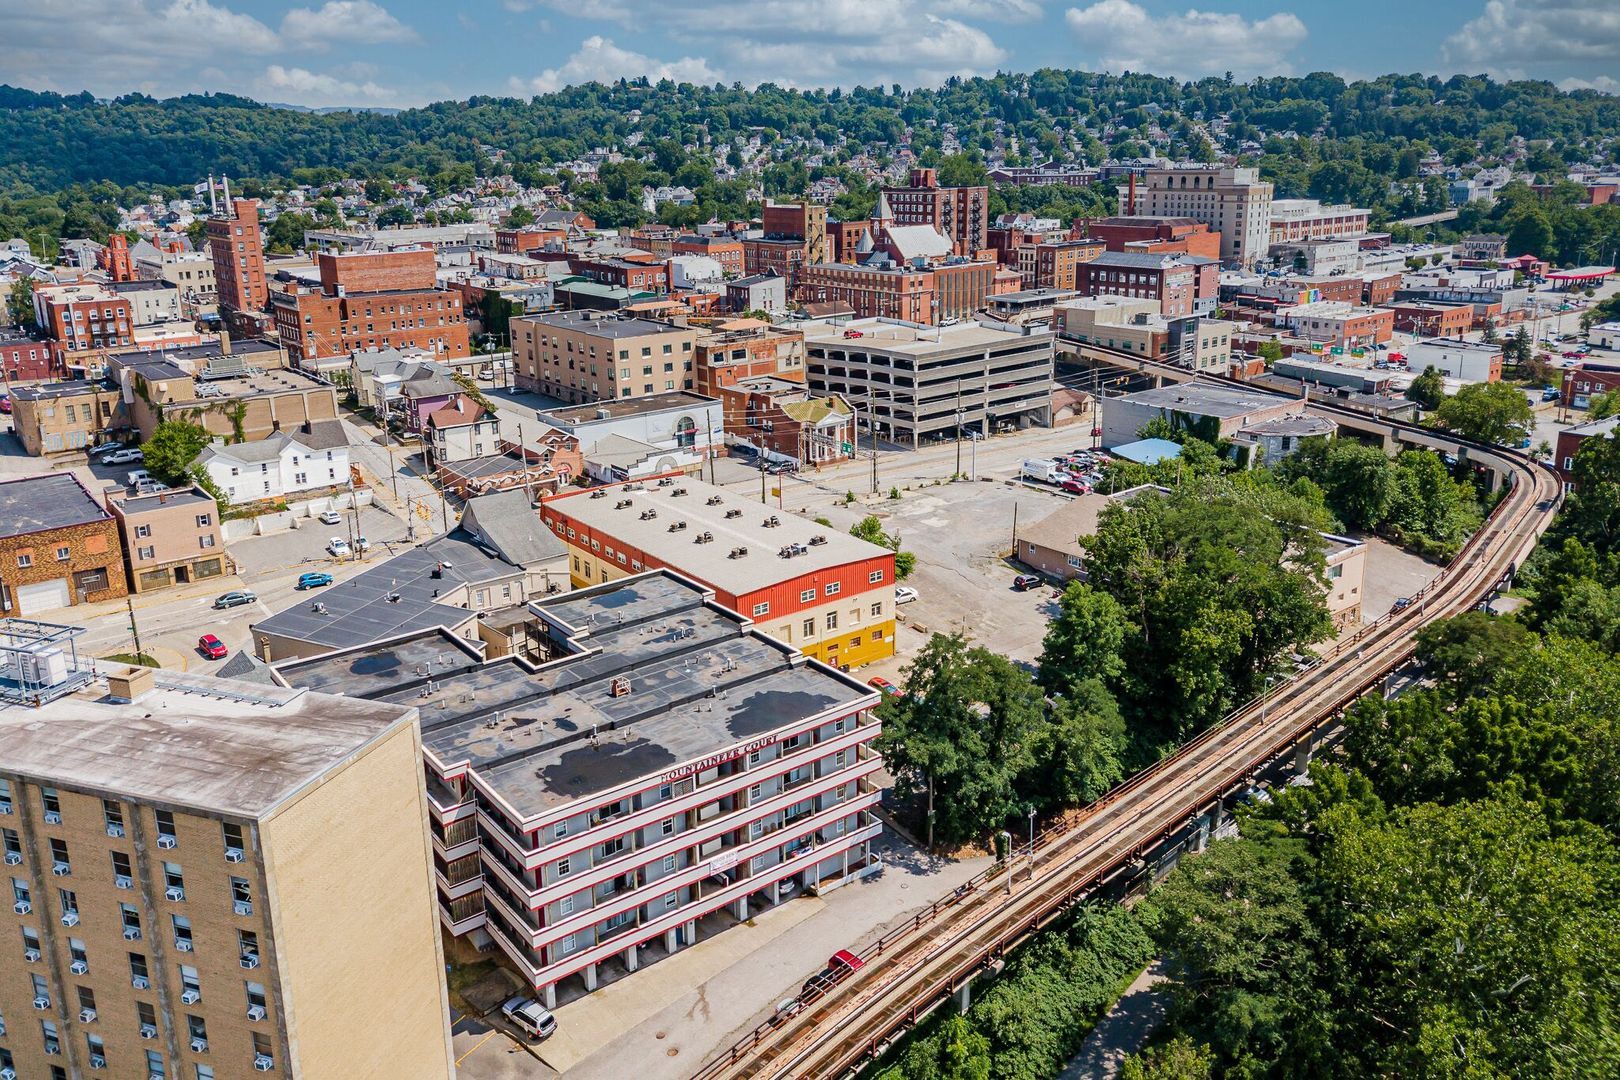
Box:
455, 1029, 501, 1065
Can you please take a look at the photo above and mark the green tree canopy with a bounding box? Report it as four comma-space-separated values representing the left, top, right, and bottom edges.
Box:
1433, 381, 1535, 445
1405, 364, 1445, 410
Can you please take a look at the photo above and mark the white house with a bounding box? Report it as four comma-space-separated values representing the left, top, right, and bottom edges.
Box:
194, 419, 351, 503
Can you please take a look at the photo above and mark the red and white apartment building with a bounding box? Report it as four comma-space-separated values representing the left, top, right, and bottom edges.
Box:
275, 570, 884, 1006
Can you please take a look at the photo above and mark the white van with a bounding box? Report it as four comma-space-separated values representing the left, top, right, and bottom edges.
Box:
1021, 458, 1062, 484
500, 995, 557, 1041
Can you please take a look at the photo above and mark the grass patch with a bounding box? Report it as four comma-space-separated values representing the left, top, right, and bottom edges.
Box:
103, 653, 160, 667
446, 958, 498, 1014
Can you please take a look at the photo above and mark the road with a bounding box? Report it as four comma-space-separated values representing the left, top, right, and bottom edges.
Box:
688, 364, 1562, 1080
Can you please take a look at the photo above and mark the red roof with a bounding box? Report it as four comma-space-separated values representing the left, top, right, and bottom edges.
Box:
425, 397, 488, 429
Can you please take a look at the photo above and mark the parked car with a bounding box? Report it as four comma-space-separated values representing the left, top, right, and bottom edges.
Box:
867, 676, 901, 696
1392, 596, 1414, 612
353, 536, 371, 552
893, 585, 919, 604
499, 996, 557, 1042
1563, 350, 1585, 359
1543, 387, 1563, 401
1060, 478, 1090, 495
134, 480, 166, 495
0, 396, 11, 414
802, 950, 865, 998
317, 510, 343, 526
197, 634, 228, 660
327, 537, 350, 557
102, 447, 143, 465
296, 572, 334, 590
1013, 574, 1043, 591
213, 590, 257, 610
126, 469, 152, 487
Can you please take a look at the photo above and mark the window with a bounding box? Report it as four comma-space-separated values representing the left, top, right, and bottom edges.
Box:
164, 862, 184, 897
59, 888, 78, 923
239, 929, 258, 964
552, 821, 568, 840
825, 611, 839, 631
200, 535, 215, 549
50, 838, 69, 874
41, 787, 61, 819
120, 903, 140, 934
824, 582, 841, 596
195, 514, 211, 527
230, 876, 251, 914
137, 546, 155, 561
130, 951, 149, 982
868, 569, 885, 583
55, 546, 70, 562
802, 618, 815, 637
752, 602, 770, 616
2, 827, 19, 860
556, 857, 571, 878
870, 603, 883, 618
155, 810, 176, 846
102, 799, 124, 835
663, 854, 677, 873
172, 915, 192, 950
664, 892, 678, 910
799, 587, 816, 603
661, 817, 676, 836
222, 822, 244, 854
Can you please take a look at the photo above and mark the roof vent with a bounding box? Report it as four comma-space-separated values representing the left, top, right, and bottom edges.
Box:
668, 520, 687, 532
809, 534, 828, 545
706, 495, 723, 505
615, 499, 632, 509
640, 509, 657, 520
671, 487, 687, 497
590, 489, 608, 499
725, 508, 743, 519
762, 515, 781, 527
657, 477, 675, 487
728, 546, 749, 559
695, 531, 714, 543
609, 675, 632, 697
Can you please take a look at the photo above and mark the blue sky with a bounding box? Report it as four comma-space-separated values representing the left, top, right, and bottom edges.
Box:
3, 0, 1616, 108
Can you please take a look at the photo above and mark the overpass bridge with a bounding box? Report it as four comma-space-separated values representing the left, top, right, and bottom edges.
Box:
689, 345, 1561, 1080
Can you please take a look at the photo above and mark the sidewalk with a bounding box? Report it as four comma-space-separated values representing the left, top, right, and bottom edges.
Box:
1058, 958, 1171, 1080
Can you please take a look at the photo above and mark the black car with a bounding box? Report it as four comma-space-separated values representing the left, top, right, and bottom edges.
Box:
1013, 574, 1043, 591
213, 590, 258, 610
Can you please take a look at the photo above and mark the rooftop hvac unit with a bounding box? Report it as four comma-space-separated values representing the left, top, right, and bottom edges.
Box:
14, 647, 69, 688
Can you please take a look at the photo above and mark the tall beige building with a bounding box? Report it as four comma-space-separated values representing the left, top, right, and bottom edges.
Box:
512, 310, 697, 404
1135, 166, 1274, 268
0, 629, 454, 1080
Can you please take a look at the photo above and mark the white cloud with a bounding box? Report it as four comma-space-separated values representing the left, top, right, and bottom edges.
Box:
1443, 1, 1620, 74
933, 0, 1044, 21
1064, 1, 1307, 79
256, 64, 406, 106
281, 1, 419, 47
520, 0, 633, 23
513, 36, 726, 94
1559, 75, 1620, 94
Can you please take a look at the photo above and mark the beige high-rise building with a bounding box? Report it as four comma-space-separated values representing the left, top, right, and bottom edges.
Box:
0, 629, 454, 1080
512, 310, 697, 404
1134, 166, 1274, 268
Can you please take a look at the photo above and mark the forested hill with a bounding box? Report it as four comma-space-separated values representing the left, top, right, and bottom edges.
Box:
3, 70, 1618, 193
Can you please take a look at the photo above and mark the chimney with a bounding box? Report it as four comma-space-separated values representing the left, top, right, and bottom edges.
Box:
208, 174, 218, 216
218, 329, 232, 356
1127, 172, 1137, 216
106, 666, 156, 704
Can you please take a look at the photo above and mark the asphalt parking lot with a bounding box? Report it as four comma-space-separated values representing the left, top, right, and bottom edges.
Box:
227, 504, 412, 578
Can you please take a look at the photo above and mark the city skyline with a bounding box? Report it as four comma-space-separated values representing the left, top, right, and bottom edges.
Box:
2, 0, 1616, 110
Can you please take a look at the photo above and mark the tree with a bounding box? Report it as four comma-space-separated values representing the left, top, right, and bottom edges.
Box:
933, 1015, 992, 1080
1038, 583, 1131, 696
1319, 440, 1397, 529
505, 204, 535, 228
375, 203, 413, 228
1120, 1037, 1215, 1080
1257, 340, 1284, 364
141, 420, 215, 483
6, 275, 35, 329
1505, 207, 1554, 257
1588, 389, 1620, 420
849, 514, 916, 579
1032, 680, 1126, 808
1413, 611, 1533, 699
1405, 365, 1445, 410
873, 633, 1045, 847
1433, 381, 1534, 445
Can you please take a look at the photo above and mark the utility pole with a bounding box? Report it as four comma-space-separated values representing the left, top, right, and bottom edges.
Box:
705, 413, 716, 485
125, 594, 145, 664
953, 382, 963, 478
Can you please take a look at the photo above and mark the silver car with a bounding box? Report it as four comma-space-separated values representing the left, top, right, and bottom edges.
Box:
499, 995, 557, 1041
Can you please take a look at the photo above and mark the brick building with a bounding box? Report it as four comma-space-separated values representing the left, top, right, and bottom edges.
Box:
206, 195, 268, 321
1268, 199, 1372, 244
514, 310, 697, 403
496, 227, 568, 254
721, 378, 855, 467
825, 220, 869, 265
880, 168, 989, 255
1277, 301, 1395, 349
0, 330, 59, 384
269, 248, 470, 368
0, 474, 127, 614
1561, 360, 1620, 410
1073, 252, 1219, 317
1391, 301, 1474, 338
693, 321, 806, 396
1555, 415, 1618, 487
572, 256, 668, 294
0, 647, 455, 1080
671, 235, 745, 276
1030, 240, 1105, 290
761, 200, 827, 265
31, 283, 135, 362
1133, 166, 1273, 267
107, 485, 227, 593
1072, 216, 1223, 260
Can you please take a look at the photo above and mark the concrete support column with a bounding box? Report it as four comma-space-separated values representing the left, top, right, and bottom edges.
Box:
583, 963, 597, 992
1294, 739, 1314, 776
542, 983, 557, 1010
841, 849, 850, 877
665, 927, 678, 953
624, 944, 639, 972
733, 897, 748, 921
1210, 800, 1227, 840
954, 981, 971, 1013
684, 919, 696, 944
773, 879, 783, 904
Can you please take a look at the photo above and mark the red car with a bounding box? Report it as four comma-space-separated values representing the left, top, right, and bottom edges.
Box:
802, 950, 865, 997
197, 634, 228, 660
0, 397, 11, 414
1060, 478, 1090, 494
867, 676, 901, 696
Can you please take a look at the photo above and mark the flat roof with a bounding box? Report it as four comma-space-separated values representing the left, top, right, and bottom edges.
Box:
0, 474, 110, 538
545, 476, 891, 595
0, 667, 413, 818
541, 391, 717, 424
110, 487, 214, 515
1115, 381, 1294, 418
275, 572, 872, 815
798, 318, 1053, 355
1021, 483, 1165, 552
10, 379, 112, 402
516, 310, 687, 339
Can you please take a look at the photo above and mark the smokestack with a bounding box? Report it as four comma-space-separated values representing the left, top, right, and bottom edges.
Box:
208, 173, 218, 216
1127, 172, 1137, 216
219, 330, 232, 356
222, 175, 232, 213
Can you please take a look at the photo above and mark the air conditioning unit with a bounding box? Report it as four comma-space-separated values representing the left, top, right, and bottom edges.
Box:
247, 1004, 267, 1021
116, 874, 133, 889
254, 1054, 275, 1072
240, 954, 260, 969
106, 823, 124, 838
139, 1023, 158, 1040
234, 899, 253, 916
43, 1041, 60, 1055
165, 885, 185, 901
3, 850, 19, 864
190, 1036, 208, 1053
52, 862, 71, 876
89, 1054, 106, 1070
79, 1007, 97, 1023
123, 926, 142, 940
2, 1065, 17, 1079
24, 947, 41, 962
180, 989, 200, 1005
33, 995, 51, 1010
225, 847, 246, 863
0, 799, 11, 814
175, 937, 193, 952
44, 811, 61, 825
132, 975, 150, 990
157, 835, 177, 849
13, 900, 29, 915
61, 911, 79, 927
70, 959, 88, 974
